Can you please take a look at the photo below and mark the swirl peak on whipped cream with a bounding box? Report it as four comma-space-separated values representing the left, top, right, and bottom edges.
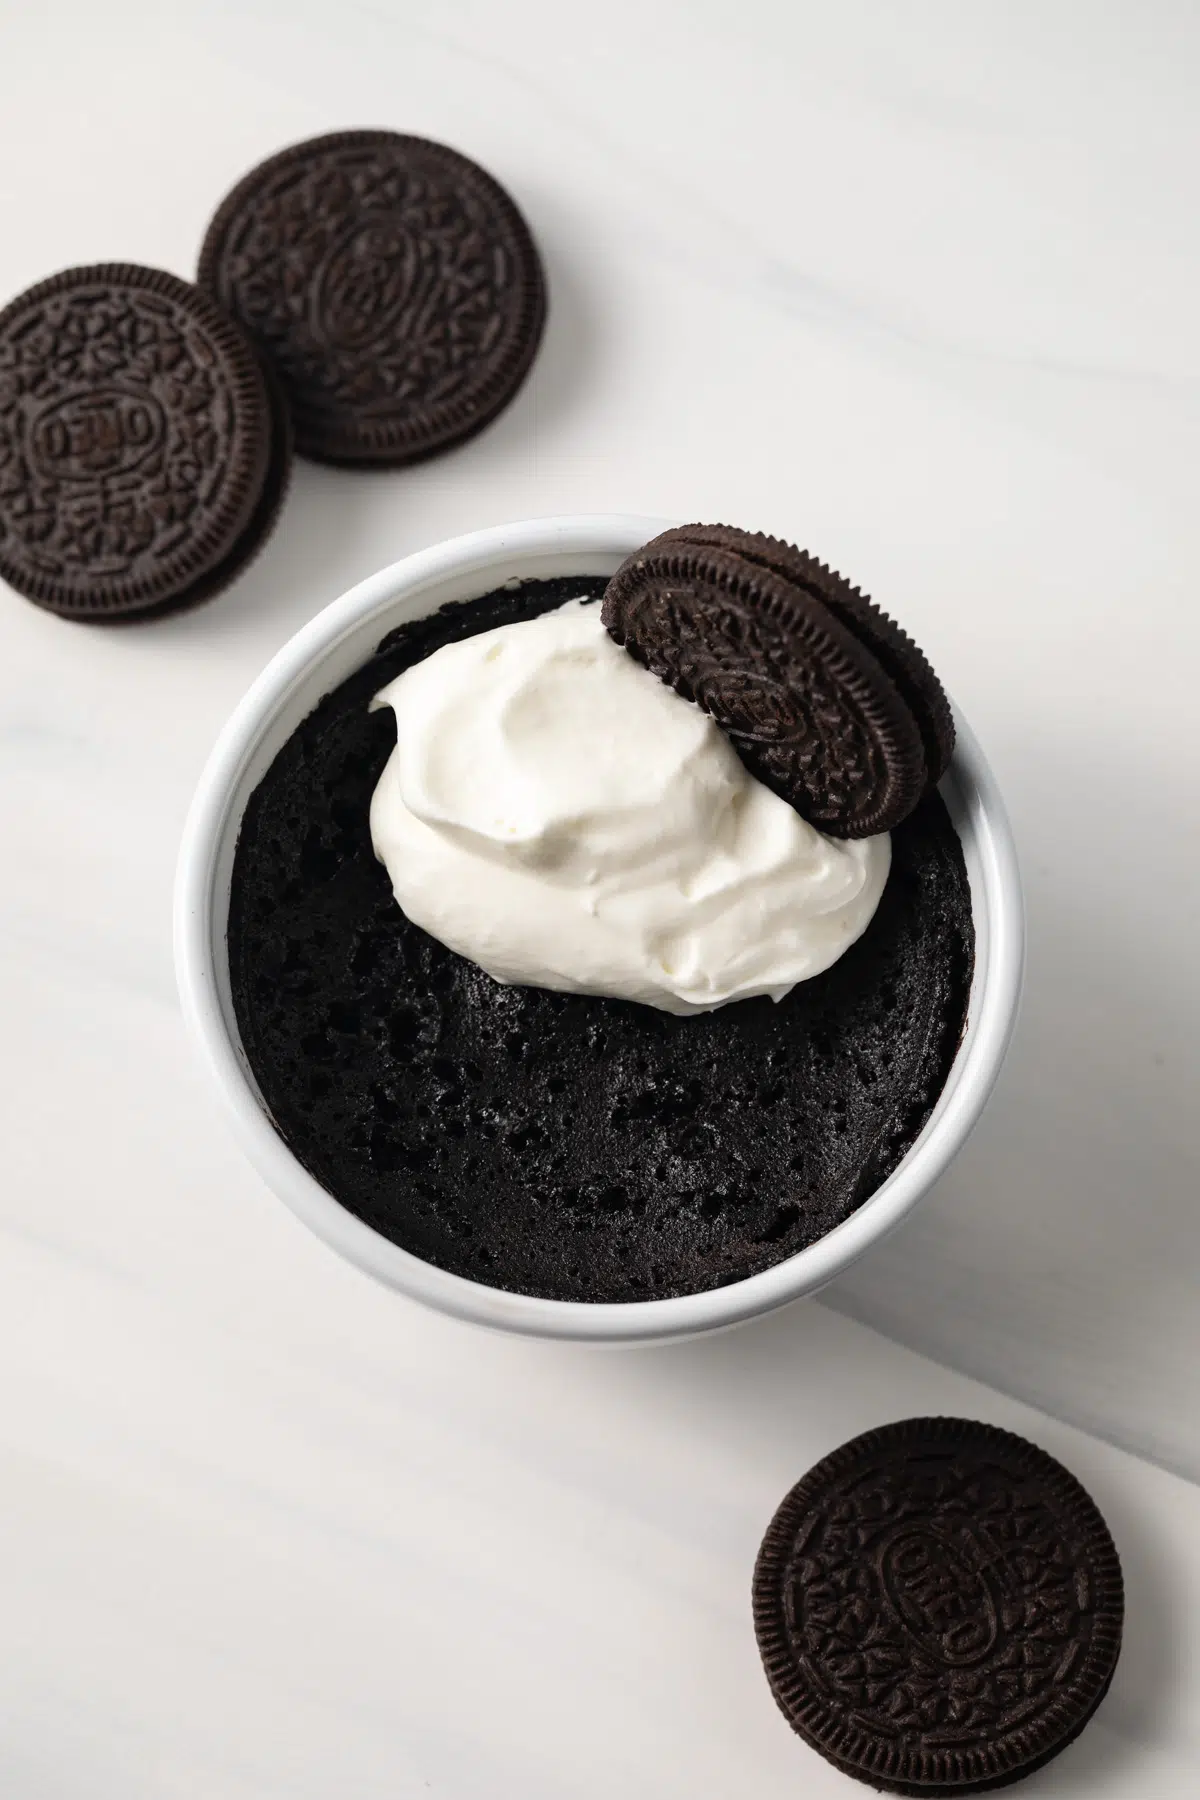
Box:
369, 598, 890, 1015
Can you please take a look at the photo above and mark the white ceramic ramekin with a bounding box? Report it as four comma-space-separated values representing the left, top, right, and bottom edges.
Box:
175, 515, 1023, 1345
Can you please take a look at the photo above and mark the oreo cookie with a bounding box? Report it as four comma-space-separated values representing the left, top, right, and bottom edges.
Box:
753, 1418, 1123, 1794
198, 130, 547, 467
602, 526, 953, 836
0, 264, 290, 621
655, 524, 955, 786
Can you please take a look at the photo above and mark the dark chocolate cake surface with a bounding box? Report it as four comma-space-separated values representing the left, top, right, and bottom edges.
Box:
228, 577, 974, 1302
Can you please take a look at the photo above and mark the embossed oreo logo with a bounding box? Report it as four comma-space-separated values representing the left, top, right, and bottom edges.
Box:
313, 214, 423, 352
713, 670, 802, 744
880, 1528, 998, 1667
662, 593, 805, 746
30, 389, 165, 480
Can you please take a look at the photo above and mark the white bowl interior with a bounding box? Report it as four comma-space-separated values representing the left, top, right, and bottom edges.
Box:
176, 515, 1023, 1345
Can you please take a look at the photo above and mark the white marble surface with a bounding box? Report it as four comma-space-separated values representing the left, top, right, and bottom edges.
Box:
2, 1, 1199, 1791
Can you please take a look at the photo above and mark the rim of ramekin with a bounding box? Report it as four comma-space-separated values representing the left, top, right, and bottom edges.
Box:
174, 514, 1023, 1344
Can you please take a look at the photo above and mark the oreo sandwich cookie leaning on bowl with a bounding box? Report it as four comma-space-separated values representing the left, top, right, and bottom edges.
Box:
197, 130, 547, 467
0, 264, 291, 621
225, 522, 975, 1303
753, 1418, 1124, 1792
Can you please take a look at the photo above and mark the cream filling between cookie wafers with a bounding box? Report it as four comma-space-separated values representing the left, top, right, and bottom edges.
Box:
369, 598, 890, 1016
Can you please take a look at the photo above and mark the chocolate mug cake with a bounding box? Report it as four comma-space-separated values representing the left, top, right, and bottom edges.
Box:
226, 531, 973, 1303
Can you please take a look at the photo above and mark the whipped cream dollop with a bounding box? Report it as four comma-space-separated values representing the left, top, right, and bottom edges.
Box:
369, 599, 890, 1015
